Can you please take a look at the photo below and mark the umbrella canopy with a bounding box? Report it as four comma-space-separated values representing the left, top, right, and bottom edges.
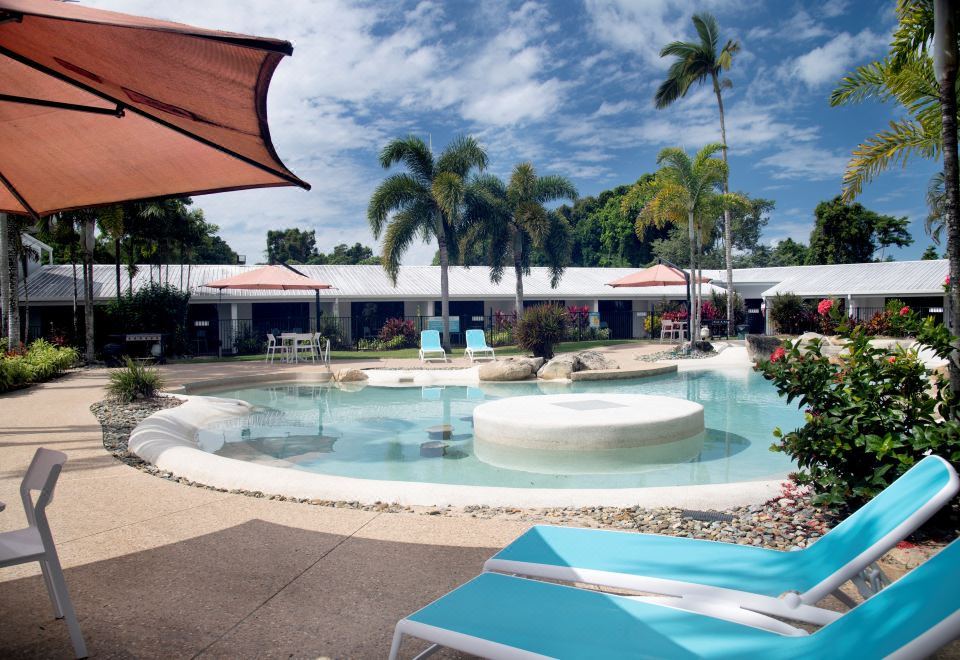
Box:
607, 263, 708, 288
0, 0, 309, 218
203, 265, 333, 291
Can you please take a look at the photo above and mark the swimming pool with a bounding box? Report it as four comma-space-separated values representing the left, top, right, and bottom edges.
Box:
194, 369, 801, 489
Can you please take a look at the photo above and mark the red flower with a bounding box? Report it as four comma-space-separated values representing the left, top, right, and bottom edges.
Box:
770, 347, 786, 363
817, 299, 833, 316
947, 276, 951, 286
899, 306, 910, 317
887, 356, 896, 364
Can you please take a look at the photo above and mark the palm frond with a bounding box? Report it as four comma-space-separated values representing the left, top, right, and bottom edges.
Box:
380, 203, 428, 284
692, 12, 720, 55
378, 135, 434, 184
842, 117, 940, 200
435, 135, 488, 178
367, 173, 428, 238
926, 171, 946, 245
540, 215, 572, 287
533, 174, 577, 204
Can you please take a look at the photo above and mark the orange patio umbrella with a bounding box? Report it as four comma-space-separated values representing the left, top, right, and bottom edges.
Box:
204, 265, 334, 355
606, 263, 707, 288
0, 0, 309, 218
203, 265, 333, 291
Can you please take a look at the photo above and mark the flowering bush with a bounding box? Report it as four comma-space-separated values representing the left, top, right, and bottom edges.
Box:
378, 317, 416, 347
662, 309, 688, 321
817, 299, 833, 316
700, 300, 721, 321
756, 318, 960, 510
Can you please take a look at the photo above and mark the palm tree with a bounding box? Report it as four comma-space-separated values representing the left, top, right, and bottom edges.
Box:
927, 171, 947, 244
462, 163, 577, 316
368, 135, 487, 349
633, 143, 731, 341
97, 205, 126, 304
656, 12, 740, 336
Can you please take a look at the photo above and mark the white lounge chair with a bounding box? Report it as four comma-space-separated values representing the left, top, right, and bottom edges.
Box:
0, 448, 87, 658
464, 329, 495, 362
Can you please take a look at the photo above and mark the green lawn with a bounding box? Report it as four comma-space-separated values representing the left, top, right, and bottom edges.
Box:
168, 339, 643, 364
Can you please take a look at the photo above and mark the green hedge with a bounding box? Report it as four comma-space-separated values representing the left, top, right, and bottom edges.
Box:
0, 339, 79, 393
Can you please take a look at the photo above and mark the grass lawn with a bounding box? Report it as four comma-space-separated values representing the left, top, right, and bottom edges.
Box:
168, 339, 643, 364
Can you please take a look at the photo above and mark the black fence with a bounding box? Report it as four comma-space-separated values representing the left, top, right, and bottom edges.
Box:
852, 306, 944, 325
203, 310, 641, 355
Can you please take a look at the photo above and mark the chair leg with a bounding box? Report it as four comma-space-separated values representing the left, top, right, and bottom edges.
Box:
43, 555, 87, 658
39, 558, 64, 619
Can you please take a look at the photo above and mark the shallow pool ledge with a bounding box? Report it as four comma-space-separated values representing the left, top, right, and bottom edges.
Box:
128, 395, 785, 508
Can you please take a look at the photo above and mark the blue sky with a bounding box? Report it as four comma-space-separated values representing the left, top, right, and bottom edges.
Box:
86, 0, 937, 264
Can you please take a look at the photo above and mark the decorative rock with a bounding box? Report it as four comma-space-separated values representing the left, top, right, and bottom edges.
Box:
426, 424, 453, 439
537, 353, 579, 380
336, 368, 368, 382
691, 340, 713, 353
478, 359, 533, 382
419, 441, 447, 457
575, 350, 618, 371
745, 334, 782, 362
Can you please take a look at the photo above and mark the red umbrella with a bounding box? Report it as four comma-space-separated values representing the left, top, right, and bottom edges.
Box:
0, 0, 309, 217
607, 263, 708, 287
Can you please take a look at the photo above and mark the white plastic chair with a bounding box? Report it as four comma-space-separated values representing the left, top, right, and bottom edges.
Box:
265, 333, 287, 363
0, 448, 87, 658
659, 319, 677, 343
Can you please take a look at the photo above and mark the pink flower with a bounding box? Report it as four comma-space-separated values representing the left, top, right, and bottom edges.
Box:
817, 299, 833, 316
887, 356, 896, 364
770, 347, 786, 363
947, 276, 951, 286
899, 306, 910, 317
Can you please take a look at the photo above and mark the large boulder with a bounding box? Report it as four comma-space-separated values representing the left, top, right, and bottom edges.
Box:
575, 350, 618, 371
745, 334, 783, 362
478, 359, 533, 382
336, 368, 368, 382
537, 353, 579, 380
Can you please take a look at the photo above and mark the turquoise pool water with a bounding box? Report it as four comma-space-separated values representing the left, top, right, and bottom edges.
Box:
196, 369, 802, 489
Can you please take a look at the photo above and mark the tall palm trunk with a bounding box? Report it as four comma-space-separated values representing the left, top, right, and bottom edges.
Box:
712, 73, 734, 337
70, 248, 78, 340
438, 229, 451, 349
1, 215, 21, 348
0, 213, 8, 344
19, 249, 29, 344
127, 238, 135, 296
687, 208, 699, 342
512, 228, 524, 316
936, 0, 960, 404
114, 237, 122, 304
82, 216, 95, 362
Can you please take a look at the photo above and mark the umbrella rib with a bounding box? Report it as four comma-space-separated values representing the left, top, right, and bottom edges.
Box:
0, 168, 39, 219
0, 93, 124, 117
0, 44, 310, 191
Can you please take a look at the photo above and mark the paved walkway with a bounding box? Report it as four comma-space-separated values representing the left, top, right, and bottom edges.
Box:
0, 368, 527, 657
1, 353, 957, 658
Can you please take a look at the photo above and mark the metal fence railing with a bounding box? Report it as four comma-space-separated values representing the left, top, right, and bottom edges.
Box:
203, 310, 642, 355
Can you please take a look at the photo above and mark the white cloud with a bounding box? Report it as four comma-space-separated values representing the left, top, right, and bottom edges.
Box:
756, 145, 849, 181
782, 29, 888, 88
592, 100, 635, 117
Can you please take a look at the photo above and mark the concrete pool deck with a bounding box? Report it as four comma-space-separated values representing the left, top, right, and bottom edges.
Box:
1, 358, 958, 658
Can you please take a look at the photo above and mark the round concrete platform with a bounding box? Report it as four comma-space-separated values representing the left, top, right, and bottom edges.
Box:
472, 393, 705, 473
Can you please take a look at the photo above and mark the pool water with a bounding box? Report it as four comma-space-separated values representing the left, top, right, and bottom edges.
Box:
196, 370, 802, 489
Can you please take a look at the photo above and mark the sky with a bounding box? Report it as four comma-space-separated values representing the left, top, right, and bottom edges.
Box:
86, 0, 938, 265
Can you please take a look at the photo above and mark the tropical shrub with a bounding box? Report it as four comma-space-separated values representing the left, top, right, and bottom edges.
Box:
0, 339, 78, 393
514, 304, 568, 359
107, 358, 164, 402
317, 317, 347, 350
756, 319, 960, 510
486, 329, 513, 347
106, 283, 191, 355
814, 298, 848, 335
233, 326, 265, 355
378, 318, 416, 347
769, 293, 815, 335
710, 291, 746, 325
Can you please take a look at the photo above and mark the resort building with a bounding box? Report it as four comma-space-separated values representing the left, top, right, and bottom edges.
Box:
16, 258, 950, 352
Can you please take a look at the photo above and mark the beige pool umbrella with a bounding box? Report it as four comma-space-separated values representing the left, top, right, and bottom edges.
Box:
0, 0, 309, 349
0, 0, 309, 216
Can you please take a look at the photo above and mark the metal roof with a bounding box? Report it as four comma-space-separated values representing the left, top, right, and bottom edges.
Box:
758, 260, 948, 297
20, 260, 947, 303
20, 264, 720, 303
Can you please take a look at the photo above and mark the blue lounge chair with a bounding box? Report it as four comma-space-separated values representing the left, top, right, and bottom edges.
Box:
390, 536, 960, 659
418, 330, 447, 363
483, 455, 958, 625
464, 329, 495, 362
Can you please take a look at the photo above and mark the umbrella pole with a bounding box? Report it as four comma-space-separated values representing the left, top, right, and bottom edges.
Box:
315, 290, 320, 332
218, 289, 223, 358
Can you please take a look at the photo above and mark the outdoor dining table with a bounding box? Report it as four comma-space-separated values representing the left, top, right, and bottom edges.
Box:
279, 332, 317, 363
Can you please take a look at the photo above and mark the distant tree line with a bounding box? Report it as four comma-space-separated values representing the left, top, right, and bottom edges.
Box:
265, 228, 382, 265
